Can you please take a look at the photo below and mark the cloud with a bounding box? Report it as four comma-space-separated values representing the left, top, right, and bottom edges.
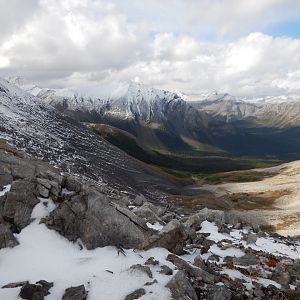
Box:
0, 0, 300, 97
106, 32, 300, 98
0, 0, 147, 81
0, 0, 41, 43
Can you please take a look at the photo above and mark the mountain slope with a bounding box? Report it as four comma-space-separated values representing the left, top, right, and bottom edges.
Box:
190, 93, 300, 127
0, 77, 180, 198
15, 80, 220, 152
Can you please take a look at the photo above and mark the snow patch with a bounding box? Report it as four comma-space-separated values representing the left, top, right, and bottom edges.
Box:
0, 223, 173, 300
0, 184, 11, 197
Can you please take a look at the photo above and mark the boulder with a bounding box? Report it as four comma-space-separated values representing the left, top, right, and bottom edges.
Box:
62, 285, 87, 300
19, 281, 53, 300
65, 176, 81, 193
233, 253, 259, 266
43, 188, 147, 249
0, 224, 18, 249
166, 254, 215, 284
143, 220, 188, 255
2, 180, 39, 229
37, 185, 49, 198
166, 271, 198, 300
208, 285, 232, 300
184, 208, 225, 230
133, 203, 163, 224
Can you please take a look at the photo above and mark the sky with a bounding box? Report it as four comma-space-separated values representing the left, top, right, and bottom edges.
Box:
0, 0, 300, 98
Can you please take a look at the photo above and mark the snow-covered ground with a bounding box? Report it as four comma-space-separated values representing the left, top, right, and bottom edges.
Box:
0, 198, 173, 300
1, 196, 300, 299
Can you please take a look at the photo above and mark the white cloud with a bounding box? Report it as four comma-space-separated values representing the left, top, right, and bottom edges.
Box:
0, 0, 299, 97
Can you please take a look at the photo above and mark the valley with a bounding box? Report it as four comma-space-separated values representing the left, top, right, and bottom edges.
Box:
1, 77, 300, 299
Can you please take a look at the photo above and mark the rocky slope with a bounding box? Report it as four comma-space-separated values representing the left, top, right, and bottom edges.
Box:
1, 143, 300, 300
0, 77, 181, 199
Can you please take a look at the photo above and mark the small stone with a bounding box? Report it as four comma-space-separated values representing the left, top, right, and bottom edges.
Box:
62, 285, 87, 300
2, 281, 28, 289
144, 280, 158, 286
159, 265, 173, 275
145, 257, 159, 266
129, 264, 153, 278
125, 288, 146, 300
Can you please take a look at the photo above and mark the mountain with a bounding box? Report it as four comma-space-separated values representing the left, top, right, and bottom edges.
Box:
12, 79, 226, 154
11, 77, 300, 162
0, 77, 183, 198
189, 92, 300, 127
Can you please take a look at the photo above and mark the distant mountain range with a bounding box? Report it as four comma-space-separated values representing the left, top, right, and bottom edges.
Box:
8, 77, 300, 163
190, 92, 300, 127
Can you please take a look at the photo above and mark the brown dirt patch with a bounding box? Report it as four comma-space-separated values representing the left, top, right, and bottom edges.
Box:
230, 190, 291, 210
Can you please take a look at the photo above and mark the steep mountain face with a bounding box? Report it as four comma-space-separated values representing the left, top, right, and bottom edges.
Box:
15, 79, 221, 152
0, 77, 179, 198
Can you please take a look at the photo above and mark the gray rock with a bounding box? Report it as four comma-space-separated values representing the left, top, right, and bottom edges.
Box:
0, 166, 13, 188
144, 279, 157, 286
133, 204, 163, 225
245, 233, 257, 244
37, 184, 49, 198
132, 195, 145, 207
62, 285, 86, 300
129, 264, 153, 278
193, 255, 207, 270
65, 176, 81, 193
234, 223, 243, 230
166, 271, 198, 300
0, 224, 18, 249
233, 253, 259, 266
253, 287, 265, 298
166, 254, 215, 284
145, 257, 159, 266
3, 180, 39, 229
19, 281, 53, 300
271, 272, 291, 286
36, 178, 52, 190
143, 220, 188, 255
43, 188, 147, 249
2, 281, 28, 288
161, 212, 176, 223
185, 208, 225, 230
159, 265, 173, 275
125, 288, 146, 300
208, 285, 232, 300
